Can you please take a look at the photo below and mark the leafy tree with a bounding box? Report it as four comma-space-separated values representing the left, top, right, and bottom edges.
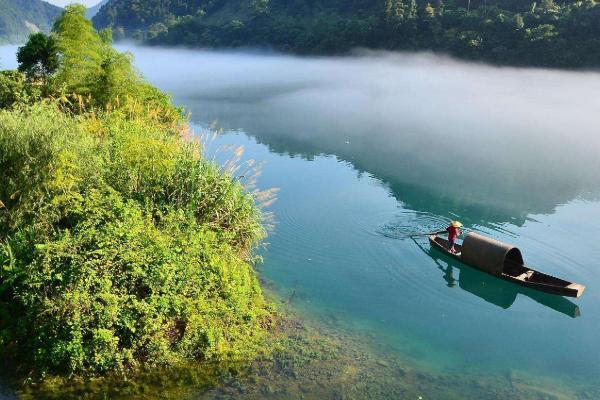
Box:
99, 27, 114, 44
425, 3, 436, 18
53, 4, 105, 95
526, 23, 558, 41
147, 23, 169, 39
513, 13, 525, 29
251, 0, 270, 14
16, 33, 59, 82
48, 4, 175, 115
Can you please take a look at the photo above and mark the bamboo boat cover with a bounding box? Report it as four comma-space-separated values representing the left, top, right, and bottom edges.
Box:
461, 233, 524, 276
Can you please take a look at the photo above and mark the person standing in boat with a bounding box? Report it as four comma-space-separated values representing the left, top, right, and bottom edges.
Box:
446, 221, 463, 253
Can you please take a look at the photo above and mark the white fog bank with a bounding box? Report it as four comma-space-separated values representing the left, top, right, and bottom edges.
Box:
118, 45, 600, 218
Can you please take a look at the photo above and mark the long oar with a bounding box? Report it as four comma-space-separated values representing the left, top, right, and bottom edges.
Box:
402, 230, 446, 239
404, 226, 475, 239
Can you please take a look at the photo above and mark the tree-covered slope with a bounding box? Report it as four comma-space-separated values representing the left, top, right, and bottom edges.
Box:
0, 0, 62, 43
93, 0, 600, 68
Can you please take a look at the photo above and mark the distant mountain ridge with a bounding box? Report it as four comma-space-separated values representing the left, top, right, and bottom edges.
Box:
92, 0, 600, 68
0, 0, 62, 44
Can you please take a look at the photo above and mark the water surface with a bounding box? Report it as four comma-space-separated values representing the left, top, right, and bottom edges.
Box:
117, 45, 600, 395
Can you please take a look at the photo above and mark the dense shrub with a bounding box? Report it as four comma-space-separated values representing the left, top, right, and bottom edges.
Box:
0, 103, 269, 376
0, 6, 271, 378
0, 70, 40, 108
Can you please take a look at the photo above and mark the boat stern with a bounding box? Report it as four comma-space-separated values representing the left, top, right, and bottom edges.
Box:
567, 283, 586, 298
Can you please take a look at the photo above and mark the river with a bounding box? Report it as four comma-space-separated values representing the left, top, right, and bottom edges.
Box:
2, 45, 600, 398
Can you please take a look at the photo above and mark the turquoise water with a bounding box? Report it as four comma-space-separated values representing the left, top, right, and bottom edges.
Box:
3, 45, 600, 396
203, 132, 600, 385
145, 49, 600, 394
143, 49, 599, 395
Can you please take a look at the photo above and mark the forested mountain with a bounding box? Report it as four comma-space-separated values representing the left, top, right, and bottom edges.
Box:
0, 0, 62, 43
86, 0, 109, 19
93, 0, 600, 68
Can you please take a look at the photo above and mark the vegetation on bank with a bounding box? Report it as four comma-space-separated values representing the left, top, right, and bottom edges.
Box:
92, 0, 600, 68
0, 5, 272, 379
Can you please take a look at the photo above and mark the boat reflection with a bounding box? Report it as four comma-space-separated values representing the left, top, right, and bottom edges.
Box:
416, 240, 581, 318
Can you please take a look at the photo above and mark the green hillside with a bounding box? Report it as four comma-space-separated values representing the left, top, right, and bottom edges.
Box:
0, 0, 62, 44
93, 0, 600, 67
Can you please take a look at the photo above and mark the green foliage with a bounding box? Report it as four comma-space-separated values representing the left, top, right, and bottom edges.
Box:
0, 103, 269, 377
99, 28, 114, 44
93, 0, 217, 31
53, 5, 109, 97
30, 5, 180, 122
0, 70, 40, 108
93, 0, 600, 68
17, 33, 59, 82
0, 7, 271, 378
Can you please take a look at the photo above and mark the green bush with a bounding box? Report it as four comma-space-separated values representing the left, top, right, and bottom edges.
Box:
0, 70, 40, 108
0, 103, 269, 377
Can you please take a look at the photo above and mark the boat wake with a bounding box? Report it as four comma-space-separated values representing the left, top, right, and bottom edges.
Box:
376, 210, 453, 240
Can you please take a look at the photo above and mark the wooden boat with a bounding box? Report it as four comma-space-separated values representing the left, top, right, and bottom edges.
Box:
429, 233, 585, 298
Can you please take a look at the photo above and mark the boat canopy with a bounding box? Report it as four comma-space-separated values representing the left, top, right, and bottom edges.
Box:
461, 232, 524, 276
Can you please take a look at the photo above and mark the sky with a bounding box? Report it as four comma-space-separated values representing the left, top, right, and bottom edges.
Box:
45, 0, 99, 6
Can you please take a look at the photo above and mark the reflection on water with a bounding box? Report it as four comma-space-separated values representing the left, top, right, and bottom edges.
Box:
414, 239, 581, 318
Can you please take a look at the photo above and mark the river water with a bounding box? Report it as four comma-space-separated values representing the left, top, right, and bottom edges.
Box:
2, 45, 600, 398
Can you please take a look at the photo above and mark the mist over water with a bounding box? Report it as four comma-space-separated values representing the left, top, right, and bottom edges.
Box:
122, 45, 600, 227
5, 43, 600, 221
0, 46, 18, 70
